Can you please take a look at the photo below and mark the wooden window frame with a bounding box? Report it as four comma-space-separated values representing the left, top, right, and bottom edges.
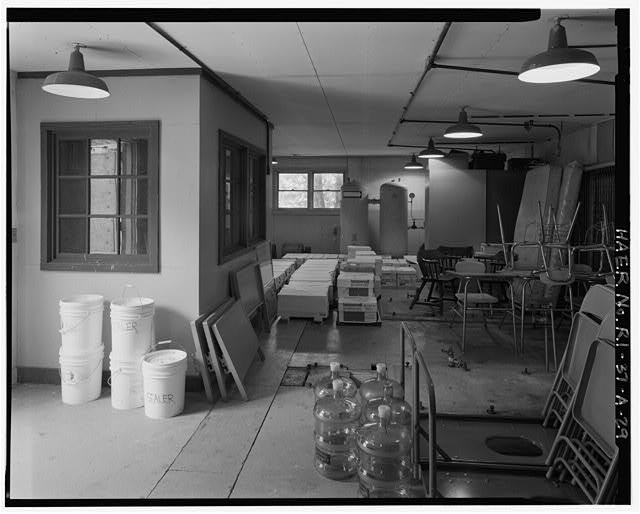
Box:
218, 130, 267, 264
274, 170, 345, 212
40, 121, 160, 272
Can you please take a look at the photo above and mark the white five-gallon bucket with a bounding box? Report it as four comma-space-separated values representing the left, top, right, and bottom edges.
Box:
141, 348, 187, 419
109, 353, 144, 410
59, 294, 104, 355
110, 297, 155, 358
59, 344, 104, 405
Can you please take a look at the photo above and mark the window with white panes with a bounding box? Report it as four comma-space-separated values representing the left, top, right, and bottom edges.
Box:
276, 171, 344, 209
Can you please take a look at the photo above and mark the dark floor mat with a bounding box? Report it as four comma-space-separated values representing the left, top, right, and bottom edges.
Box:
280, 367, 309, 387
485, 436, 544, 457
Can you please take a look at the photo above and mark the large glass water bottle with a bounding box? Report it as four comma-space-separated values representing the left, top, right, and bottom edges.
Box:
314, 379, 361, 480
356, 404, 413, 498
362, 382, 411, 427
314, 361, 358, 400
359, 362, 404, 405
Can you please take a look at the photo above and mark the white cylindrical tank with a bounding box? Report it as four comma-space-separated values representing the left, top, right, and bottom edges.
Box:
340, 181, 369, 253
380, 182, 408, 257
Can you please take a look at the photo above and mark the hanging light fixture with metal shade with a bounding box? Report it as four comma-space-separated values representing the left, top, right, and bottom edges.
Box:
417, 137, 445, 159
403, 154, 424, 170
443, 107, 483, 139
42, 44, 110, 99
518, 19, 600, 84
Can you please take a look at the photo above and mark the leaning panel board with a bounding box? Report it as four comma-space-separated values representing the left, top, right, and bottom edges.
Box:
190, 313, 218, 403
201, 298, 236, 402
230, 262, 265, 320
212, 300, 264, 402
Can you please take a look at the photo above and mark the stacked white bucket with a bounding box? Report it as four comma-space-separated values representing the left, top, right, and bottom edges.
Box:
58, 294, 105, 405
109, 295, 155, 410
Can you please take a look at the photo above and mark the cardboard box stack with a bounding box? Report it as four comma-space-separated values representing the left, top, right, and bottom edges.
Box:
337, 246, 381, 324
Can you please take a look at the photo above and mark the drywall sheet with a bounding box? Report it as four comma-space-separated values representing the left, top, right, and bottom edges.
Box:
212, 301, 263, 401
513, 164, 562, 269
231, 263, 264, 320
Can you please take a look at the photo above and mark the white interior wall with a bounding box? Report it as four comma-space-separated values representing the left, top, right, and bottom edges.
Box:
535, 119, 615, 166
199, 77, 269, 315
14, 75, 201, 371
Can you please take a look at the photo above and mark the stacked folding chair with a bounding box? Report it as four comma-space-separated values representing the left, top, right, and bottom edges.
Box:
545, 317, 617, 504
541, 284, 614, 427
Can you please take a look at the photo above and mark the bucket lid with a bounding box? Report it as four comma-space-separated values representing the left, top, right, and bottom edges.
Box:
59, 343, 105, 361
59, 294, 104, 309
109, 352, 143, 365
111, 297, 155, 309
142, 349, 186, 367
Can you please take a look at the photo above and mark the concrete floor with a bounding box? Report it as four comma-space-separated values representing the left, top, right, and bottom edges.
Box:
8, 305, 570, 502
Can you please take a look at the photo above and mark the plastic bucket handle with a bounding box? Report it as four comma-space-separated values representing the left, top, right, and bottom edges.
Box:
59, 311, 91, 335
122, 283, 145, 306
148, 340, 196, 368
59, 357, 103, 385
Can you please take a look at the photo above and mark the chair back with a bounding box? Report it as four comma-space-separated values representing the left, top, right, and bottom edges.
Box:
454, 259, 485, 274
572, 338, 616, 458
563, 312, 601, 390
417, 245, 444, 278
580, 284, 615, 321
596, 309, 615, 343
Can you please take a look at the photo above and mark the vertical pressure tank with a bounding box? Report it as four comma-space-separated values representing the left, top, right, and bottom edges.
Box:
379, 182, 408, 257
340, 181, 369, 253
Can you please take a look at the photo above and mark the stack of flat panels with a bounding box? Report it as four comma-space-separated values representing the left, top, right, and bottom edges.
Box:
272, 259, 297, 292
347, 245, 372, 259
277, 259, 339, 322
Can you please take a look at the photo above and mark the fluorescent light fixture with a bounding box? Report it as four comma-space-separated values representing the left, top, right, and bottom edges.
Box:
518, 19, 600, 83
444, 108, 483, 139
403, 154, 424, 170
42, 45, 110, 99
271, 158, 278, 165
417, 138, 445, 159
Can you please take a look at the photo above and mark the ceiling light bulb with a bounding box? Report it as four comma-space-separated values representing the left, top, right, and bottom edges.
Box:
42, 45, 110, 99
444, 108, 483, 139
418, 138, 445, 159
518, 20, 600, 84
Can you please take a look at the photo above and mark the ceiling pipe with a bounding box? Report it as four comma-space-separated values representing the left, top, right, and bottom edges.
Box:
401, 118, 561, 138
431, 62, 614, 86
146, 22, 273, 128
471, 113, 615, 119
387, 22, 453, 147
389, 141, 536, 148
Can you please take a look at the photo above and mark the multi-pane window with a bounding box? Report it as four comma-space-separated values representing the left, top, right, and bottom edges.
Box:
219, 131, 266, 263
276, 171, 344, 209
41, 121, 159, 272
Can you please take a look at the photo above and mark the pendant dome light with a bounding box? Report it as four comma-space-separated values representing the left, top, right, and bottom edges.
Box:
42, 44, 110, 99
518, 19, 600, 83
271, 158, 279, 165
418, 138, 445, 159
444, 107, 483, 139
403, 154, 424, 170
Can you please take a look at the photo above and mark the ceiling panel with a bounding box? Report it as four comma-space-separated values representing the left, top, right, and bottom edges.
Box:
299, 22, 446, 76
9, 22, 194, 71
319, 73, 419, 124
217, 73, 333, 127
157, 22, 315, 78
